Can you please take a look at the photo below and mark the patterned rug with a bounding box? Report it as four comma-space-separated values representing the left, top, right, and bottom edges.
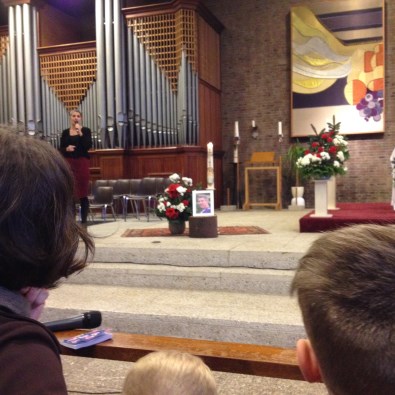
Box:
122, 226, 269, 237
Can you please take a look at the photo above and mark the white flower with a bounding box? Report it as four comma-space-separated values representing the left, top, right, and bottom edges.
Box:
157, 202, 166, 212
176, 186, 187, 195
182, 177, 193, 186
333, 135, 348, 147
176, 202, 186, 212
311, 155, 322, 163
169, 173, 180, 183
320, 151, 330, 161
166, 201, 171, 207
333, 160, 340, 168
297, 154, 313, 167
337, 151, 345, 162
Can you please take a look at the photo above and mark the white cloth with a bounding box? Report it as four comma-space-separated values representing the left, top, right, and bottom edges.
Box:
390, 148, 395, 208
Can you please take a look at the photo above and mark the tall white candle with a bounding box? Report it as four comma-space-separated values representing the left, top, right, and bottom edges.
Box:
207, 142, 214, 189
234, 121, 239, 138
278, 121, 283, 136
252, 120, 256, 128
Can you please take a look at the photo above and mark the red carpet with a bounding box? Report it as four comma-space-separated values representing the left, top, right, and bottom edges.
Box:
122, 226, 269, 237
300, 203, 395, 233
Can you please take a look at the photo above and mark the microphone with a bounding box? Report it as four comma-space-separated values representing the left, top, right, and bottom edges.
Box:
43, 311, 102, 332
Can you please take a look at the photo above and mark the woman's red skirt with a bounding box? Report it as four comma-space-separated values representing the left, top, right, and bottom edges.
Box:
66, 157, 90, 199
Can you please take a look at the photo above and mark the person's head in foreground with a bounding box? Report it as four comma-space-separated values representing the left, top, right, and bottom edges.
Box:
0, 127, 94, 294
122, 350, 218, 395
291, 224, 395, 395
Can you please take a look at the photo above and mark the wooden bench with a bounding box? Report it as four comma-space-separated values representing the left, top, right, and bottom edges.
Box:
56, 331, 303, 381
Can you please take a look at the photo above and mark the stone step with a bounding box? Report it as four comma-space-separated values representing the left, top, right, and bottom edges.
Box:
41, 283, 305, 348
93, 244, 303, 270
66, 263, 295, 295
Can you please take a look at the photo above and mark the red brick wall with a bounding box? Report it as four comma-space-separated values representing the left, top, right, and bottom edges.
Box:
202, 0, 395, 208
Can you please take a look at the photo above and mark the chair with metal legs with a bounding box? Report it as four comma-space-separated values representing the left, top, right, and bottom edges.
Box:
89, 186, 117, 221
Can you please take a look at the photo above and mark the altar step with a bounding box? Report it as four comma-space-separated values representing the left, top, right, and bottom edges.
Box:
41, 262, 305, 348
64, 262, 295, 295
43, 283, 304, 348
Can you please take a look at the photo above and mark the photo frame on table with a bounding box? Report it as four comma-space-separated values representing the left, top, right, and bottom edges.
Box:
291, 0, 384, 137
192, 190, 214, 216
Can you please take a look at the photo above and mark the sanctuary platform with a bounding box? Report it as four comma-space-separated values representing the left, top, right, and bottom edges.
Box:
300, 202, 395, 232
42, 207, 388, 395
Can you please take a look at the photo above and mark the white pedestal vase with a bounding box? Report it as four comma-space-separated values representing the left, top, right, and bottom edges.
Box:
288, 186, 305, 210
327, 176, 339, 210
311, 179, 333, 218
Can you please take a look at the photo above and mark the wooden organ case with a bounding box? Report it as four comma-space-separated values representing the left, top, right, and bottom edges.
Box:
122, 0, 224, 206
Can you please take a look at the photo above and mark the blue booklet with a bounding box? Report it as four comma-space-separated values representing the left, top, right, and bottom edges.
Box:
61, 329, 113, 350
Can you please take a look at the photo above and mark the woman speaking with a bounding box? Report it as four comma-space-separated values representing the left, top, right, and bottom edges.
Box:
60, 109, 92, 226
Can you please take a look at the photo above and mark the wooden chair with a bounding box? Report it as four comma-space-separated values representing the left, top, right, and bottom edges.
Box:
243, 151, 282, 210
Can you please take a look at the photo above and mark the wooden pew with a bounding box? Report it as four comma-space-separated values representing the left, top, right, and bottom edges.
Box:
56, 331, 303, 381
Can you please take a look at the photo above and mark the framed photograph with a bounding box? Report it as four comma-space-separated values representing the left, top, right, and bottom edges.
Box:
291, 0, 384, 137
192, 190, 214, 216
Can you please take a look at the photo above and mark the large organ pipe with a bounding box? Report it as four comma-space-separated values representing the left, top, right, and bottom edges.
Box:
145, 49, 152, 147
151, 56, 157, 147
8, 7, 17, 126
161, 68, 168, 145
104, 0, 115, 147
4, 44, 10, 123
114, 0, 126, 147
166, 78, 172, 145
32, 6, 41, 133
139, 38, 146, 147
1, 50, 9, 123
127, 27, 134, 148
22, 4, 34, 133
15, 5, 25, 127
95, 0, 107, 147
133, 32, 141, 147
41, 79, 47, 138
157, 65, 163, 146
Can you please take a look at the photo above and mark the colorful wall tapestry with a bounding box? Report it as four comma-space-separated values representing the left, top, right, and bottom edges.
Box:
291, 0, 384, 137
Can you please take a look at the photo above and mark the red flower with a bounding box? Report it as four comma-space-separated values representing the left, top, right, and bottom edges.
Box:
304, 149, 310, 155
165, 207, 179, 220
318, 147, 324, 153
311, 142, 320, 148
321, 133, 328, 139
329, 146, 337, 154
327, 137, 333, 143
166, 184, 180, 199
182, 199, 189, 206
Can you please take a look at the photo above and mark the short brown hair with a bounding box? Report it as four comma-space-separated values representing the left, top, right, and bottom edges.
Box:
0, 128, 94, 290
292, 224, 395, 395
123, 350, 217, 395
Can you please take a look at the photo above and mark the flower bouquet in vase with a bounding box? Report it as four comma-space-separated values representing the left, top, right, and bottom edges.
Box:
296, 116, 350, 217
155, 173, 193, 234
296, 116, 349, 181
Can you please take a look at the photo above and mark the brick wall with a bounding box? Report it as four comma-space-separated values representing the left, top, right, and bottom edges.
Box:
203, 0, 395, 208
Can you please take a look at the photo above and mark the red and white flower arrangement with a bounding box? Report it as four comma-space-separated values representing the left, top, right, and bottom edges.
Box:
156, 173, 193, 221
296, 116, 350, 180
